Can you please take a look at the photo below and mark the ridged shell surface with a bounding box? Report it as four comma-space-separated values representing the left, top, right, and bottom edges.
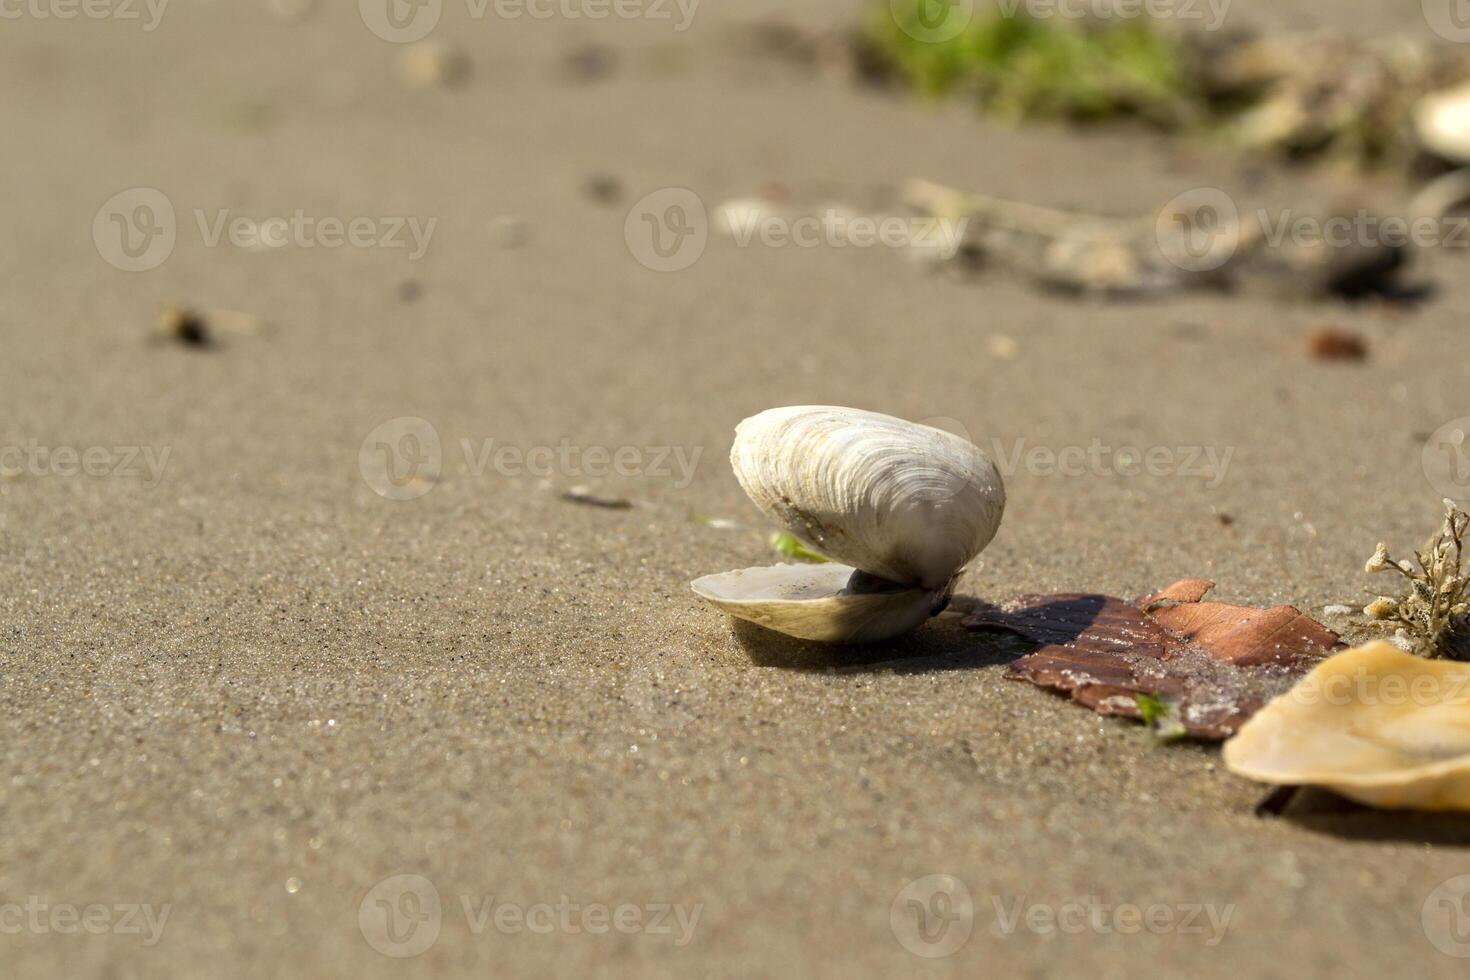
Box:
731, 406, 1005, 590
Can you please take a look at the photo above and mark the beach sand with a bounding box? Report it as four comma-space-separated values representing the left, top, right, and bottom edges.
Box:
3, 1, 1470, 975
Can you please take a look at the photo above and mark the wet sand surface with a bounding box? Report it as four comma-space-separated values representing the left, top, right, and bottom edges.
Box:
4, 2, 1470, 976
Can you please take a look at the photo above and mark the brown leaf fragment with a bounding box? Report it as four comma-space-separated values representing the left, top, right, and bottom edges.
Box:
965, 582, 1341, 740
1147, 600, 1341, 667
1138, 578, 1216, 610
1305, 327, 1368, 362
967, 594, 1178, 659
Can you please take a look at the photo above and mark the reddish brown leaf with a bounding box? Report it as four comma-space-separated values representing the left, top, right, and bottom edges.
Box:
1148, 601, 1340, 667
965, 580, 1341, 740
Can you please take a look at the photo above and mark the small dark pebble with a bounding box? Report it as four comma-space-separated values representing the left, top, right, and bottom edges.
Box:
158, 305, 214, 348
564, 44, 617, 82
584, 174, 624, 205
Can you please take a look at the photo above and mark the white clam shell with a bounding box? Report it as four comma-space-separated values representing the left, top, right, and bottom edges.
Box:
731, 406, 1004, 590
1224, 642, 1470, 811
692, 406, 1005, 644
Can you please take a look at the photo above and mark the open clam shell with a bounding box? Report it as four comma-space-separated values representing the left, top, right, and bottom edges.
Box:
693, 406, 1005, 644
1223, 642, 1470, 810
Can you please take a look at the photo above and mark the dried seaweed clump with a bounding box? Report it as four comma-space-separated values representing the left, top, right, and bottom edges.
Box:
1365, 500, 1470, 659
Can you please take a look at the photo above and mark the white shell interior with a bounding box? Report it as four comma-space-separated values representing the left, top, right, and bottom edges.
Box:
690, 564, 943, 644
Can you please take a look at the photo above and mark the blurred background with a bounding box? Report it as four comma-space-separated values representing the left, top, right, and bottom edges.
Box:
5, 0, 1470, 977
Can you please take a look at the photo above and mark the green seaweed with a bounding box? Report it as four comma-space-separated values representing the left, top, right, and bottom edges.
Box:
867, 4, 1194, 126
1135, 693, 1187, 741
771, 532, 830, 564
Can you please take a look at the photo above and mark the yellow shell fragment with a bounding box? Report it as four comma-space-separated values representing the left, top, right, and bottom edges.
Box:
1224, 642, 1470, 810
